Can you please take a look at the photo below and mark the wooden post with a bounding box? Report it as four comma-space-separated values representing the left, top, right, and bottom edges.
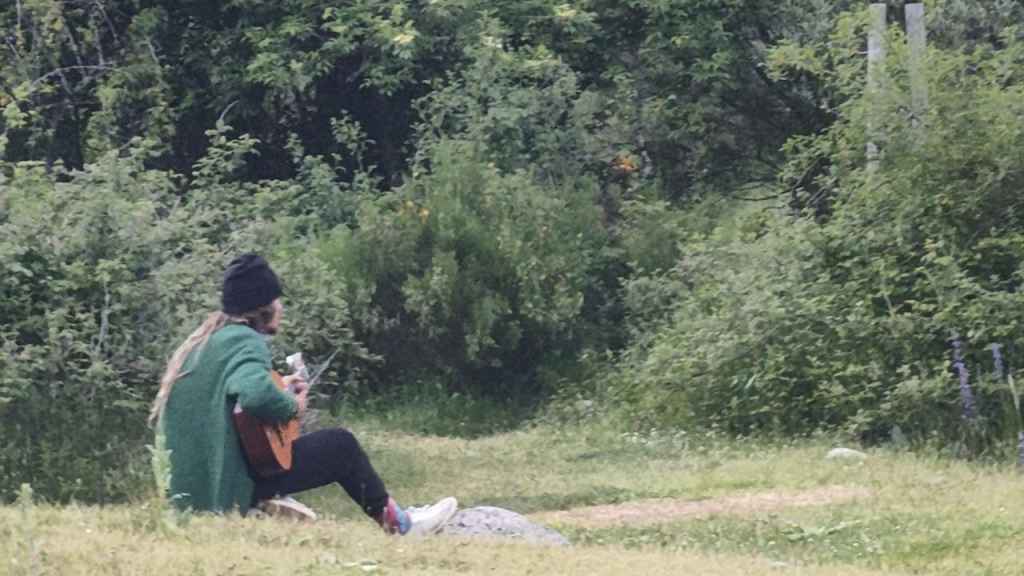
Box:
905, 3, 928, 134
866, 4, 887, 174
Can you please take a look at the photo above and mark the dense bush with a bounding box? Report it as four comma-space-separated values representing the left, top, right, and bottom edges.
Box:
327, 139, 610, 399
1, 145, 193, 502
605, 15, 1024, 454
0, 133, 368, 502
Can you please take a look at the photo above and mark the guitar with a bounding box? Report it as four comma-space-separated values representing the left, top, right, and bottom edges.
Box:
233, 369, 302, 477
234, 351, 338, 477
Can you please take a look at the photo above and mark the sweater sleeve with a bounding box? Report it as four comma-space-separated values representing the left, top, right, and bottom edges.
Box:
224, 336, 298, 424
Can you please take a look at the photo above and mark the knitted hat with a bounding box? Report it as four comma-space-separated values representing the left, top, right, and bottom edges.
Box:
221, 253, 283, 315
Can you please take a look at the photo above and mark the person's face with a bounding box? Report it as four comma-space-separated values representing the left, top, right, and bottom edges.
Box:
265, 298, 283, 335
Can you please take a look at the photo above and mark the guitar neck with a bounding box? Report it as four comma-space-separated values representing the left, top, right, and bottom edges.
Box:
287, 348, 338, 391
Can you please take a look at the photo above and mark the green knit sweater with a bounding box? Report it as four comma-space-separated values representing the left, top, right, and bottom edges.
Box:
160, 323, 298, 514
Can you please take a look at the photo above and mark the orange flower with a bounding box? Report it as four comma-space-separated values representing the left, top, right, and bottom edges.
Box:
612, 155, 638, 175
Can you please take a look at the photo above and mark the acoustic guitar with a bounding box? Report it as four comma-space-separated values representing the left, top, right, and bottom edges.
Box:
233, 352, 337, 477
233, 370, 300, 477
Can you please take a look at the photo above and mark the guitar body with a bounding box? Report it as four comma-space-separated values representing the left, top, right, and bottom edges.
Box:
233, 370, 300, 477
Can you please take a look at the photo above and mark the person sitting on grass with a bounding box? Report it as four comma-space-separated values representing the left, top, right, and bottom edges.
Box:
149, 253, 457, 534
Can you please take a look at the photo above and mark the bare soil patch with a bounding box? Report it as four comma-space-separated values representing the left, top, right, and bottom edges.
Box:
533, 485, 872, 528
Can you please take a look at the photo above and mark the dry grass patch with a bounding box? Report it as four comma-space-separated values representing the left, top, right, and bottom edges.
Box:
534, 485, 873, 528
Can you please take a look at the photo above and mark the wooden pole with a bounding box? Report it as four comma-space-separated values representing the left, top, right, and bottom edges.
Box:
866, 4, 887, 174
905, 3, 928, 134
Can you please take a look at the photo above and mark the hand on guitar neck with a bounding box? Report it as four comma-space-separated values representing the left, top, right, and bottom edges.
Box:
284, 353, 310, 414
283, 375, 309, 414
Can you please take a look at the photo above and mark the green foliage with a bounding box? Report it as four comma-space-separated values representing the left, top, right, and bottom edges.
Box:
320, 138, 611, 400
0, 146, 184, 502
0, 131, 366, 503
1, 0, 853, 195
605, 11, 1024, 453
613, 209, 846, 434
927, 0, 1024, 49
0, 2, 171, 166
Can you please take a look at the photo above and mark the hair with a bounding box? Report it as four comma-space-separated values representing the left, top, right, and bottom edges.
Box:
148, 303, 278, 426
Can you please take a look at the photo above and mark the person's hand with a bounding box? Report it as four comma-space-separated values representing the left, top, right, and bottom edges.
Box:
283, 373, 309, 394
283, 373, 310, 415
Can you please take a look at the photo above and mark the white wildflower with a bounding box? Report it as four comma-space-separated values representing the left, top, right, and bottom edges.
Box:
482, 35, 503, 50
393, 32, 416, 46
555, 4, 578, 20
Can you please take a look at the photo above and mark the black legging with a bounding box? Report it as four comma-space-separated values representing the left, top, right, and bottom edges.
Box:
251, 428, 390, 518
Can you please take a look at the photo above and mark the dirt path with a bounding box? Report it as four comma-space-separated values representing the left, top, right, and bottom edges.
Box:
532, 485, 872, 528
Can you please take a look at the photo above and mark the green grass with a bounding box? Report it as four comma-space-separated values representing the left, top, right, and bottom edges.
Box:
336, 385, 540, 438
3, 418, 1023, 575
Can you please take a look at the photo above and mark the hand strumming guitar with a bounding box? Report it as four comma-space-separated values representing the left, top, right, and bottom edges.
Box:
283, 373, 310, 414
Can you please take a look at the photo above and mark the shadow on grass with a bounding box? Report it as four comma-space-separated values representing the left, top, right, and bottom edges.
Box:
326, 386, 542, 439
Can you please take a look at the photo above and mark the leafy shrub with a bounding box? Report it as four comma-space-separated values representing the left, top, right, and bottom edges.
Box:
604, 14, 1024, 454
0, 131, 368, 502
317, 138, 611, 401
1, 145, 187, 502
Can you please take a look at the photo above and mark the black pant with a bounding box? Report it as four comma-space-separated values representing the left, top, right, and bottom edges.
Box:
252, 428, 390, 518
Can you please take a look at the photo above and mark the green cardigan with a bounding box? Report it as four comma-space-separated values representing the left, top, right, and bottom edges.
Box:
160, 323, 298, 514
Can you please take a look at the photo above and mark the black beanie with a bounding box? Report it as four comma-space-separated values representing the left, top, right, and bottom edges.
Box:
221, 253, 283, 315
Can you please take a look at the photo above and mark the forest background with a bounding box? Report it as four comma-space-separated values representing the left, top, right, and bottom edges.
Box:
2, 0, 1024, 504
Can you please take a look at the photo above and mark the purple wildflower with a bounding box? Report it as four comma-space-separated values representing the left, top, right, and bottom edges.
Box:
1018, 432, 1024, 471
950, 336, 977, 421
1007, 343, 1024, 472
990, 343, 1005, 381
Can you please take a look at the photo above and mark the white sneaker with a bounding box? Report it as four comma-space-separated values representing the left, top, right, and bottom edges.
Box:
258, 496, 318, 522
404, 496, 458, 536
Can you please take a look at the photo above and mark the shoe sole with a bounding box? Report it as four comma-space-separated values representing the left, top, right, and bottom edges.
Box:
259, 499, 318, 522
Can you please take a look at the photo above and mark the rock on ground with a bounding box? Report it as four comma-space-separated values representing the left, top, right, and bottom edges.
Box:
438, 506, 570, 546
826, 447, 867, 460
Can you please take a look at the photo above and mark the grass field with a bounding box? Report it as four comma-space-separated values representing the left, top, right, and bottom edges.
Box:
3, 419, 1023, 575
